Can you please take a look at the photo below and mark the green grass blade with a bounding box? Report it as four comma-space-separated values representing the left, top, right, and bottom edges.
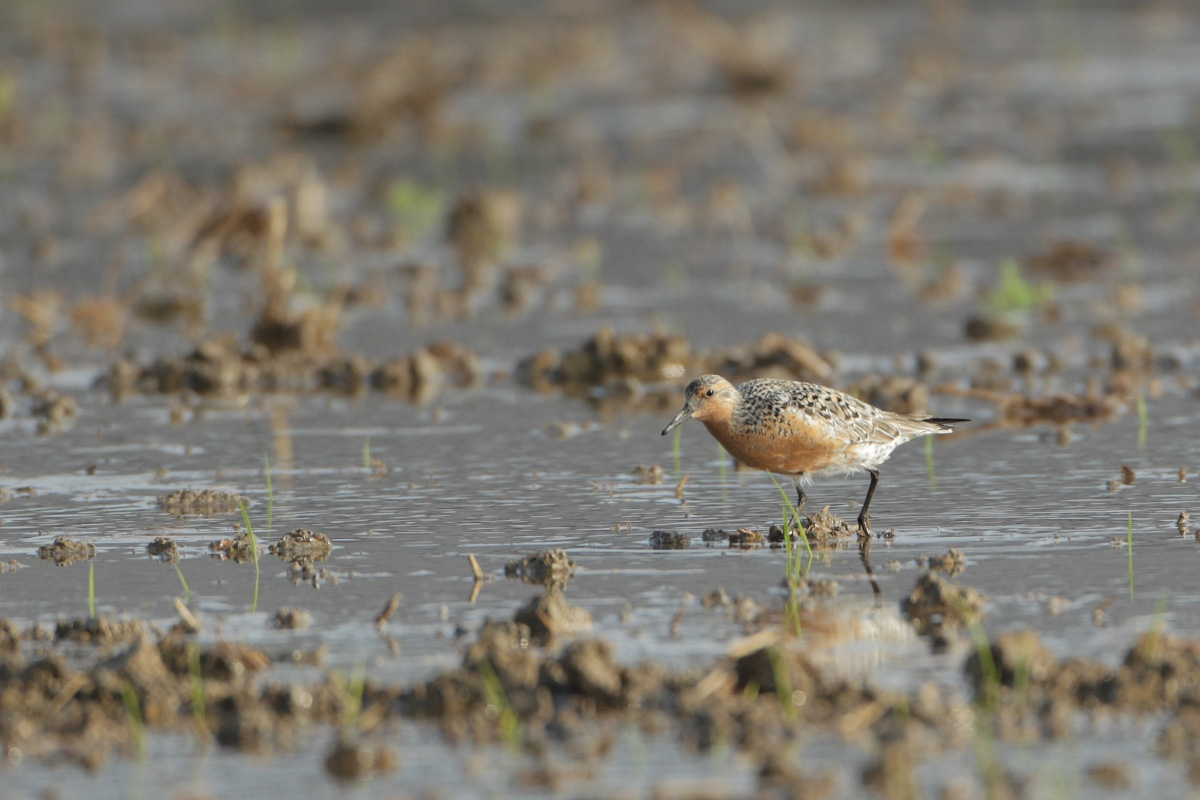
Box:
238, 498, 261, 612
925, 436, 936, 487
1127, 510, 1134, 600
173, 563, 190, 605
1136, 395, 1147, 451
120, 681, 146, 759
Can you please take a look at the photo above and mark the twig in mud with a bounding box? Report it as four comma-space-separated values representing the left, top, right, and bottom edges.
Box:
173, 597, 200, 634
674, 474, 689, 499
375, 592, 402, 629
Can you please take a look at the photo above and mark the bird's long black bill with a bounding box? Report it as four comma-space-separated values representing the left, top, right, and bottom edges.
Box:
661, 408, 691, 436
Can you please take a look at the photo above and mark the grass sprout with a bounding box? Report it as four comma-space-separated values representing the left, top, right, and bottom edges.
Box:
1127, 510, 1134, 600
766, 645, 797, 727
173, 563, 190, 605
1136, 394, 1148, 450
476, 658, 520, 748
120, 680, 147, 759
386, 178, 443, 241
188, 643, 207, 741
238, 498, 261, 612
332, 661, 367, 734
924, 435, 936, 487
1145, 591, 1170, 663
985, 259, 1053, 313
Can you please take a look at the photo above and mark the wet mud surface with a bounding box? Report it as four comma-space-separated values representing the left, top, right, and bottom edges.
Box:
2, 0, 1200, 797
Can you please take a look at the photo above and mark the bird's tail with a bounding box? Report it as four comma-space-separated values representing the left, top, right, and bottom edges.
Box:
924, 417, 969, 433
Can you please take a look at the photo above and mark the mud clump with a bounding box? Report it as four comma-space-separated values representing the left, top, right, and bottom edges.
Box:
1025, 240, 1114, 282
649, 530, 689, 550
37, 537, 95, 566
802, 506, 857, 544
270, 529, 333, 583
56, 616, 145, 644
504, 549, 575, 590
324, 735, 396, 781
31, 389, 78, 435
964, 629, 1059, 698
519, 331, 833, 411
270, 528, 333, 558
924, 548, 967, 576
107, 333, 481, 405
902, 573, 986, 639
273, 607, 311, 630
630, 464, 663, 484
371, 341, 482, 403
708, 332, 833, 384
729, 528, 766, 548
146, 536, 179, 564
520, 327, 693, 393
512, 591, 592, 644
209, 533, 257, 562
159, 489, 246, 517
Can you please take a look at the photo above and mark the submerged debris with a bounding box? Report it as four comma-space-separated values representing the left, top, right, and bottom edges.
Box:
158, 489, 246, 517
37, 537, 95, 566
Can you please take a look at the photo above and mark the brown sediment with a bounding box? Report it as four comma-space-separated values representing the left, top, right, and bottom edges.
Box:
158, 489, 247, 517
37, 537, 95, 566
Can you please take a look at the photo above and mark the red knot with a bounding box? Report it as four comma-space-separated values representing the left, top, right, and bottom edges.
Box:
662, 374, 967, 535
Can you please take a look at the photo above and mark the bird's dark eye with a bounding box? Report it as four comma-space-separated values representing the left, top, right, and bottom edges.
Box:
705, 389, 714, 397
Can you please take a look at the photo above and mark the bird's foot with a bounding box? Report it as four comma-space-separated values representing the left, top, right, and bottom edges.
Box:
856, 514, 872, 539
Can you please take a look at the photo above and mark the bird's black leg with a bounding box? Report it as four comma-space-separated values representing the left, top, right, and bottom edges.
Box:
795, 484, 806, 513
857, 468, 879, 537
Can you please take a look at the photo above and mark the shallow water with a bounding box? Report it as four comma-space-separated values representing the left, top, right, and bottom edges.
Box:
3, 0, 1200, 797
